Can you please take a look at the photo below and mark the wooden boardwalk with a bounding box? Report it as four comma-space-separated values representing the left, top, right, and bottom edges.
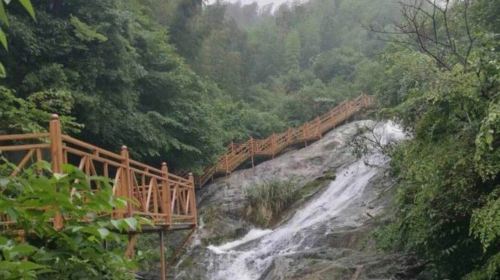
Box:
0, 115, 197, 231
0, 116, 200, 279
196, 94, 374, 187
0, 94, 374, 278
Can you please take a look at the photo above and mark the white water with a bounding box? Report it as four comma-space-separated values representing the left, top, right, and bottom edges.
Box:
206, 122, 405, 280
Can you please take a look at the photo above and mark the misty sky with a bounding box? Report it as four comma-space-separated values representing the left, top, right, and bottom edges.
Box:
207, 0, 307, 10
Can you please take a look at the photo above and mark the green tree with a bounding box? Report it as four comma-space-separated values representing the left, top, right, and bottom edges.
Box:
373, 1, 500, 278
284, 30, 301, 72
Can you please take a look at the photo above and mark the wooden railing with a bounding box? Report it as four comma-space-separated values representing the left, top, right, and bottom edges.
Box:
0, 115, 197, 230
196, 94, 375, 187
0, 94, 374, 229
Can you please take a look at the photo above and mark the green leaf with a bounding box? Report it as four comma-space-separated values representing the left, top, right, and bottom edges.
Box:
17, 261, 46, 271
97, 228, 110, 239
71, 226, 83, 232
70, 16, 107, 43
110, 219, 121, 230
53, 173, 67, 180
17, 0, 35, 20
11, 244, 37, 256
123, 217, 137, 231
0, 28, 7, 50
0, 1, 9, 26
0, 177, 9, 187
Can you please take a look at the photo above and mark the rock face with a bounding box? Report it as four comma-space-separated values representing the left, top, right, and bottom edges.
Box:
174, 120, 426, 280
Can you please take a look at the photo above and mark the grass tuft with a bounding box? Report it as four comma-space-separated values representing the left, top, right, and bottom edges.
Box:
244, 180, 300, 227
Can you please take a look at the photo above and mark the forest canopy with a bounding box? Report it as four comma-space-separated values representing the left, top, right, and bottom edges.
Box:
0, 0, 399, 172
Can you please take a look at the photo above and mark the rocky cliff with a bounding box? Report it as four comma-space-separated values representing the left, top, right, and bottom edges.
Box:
174, 120, 426, 280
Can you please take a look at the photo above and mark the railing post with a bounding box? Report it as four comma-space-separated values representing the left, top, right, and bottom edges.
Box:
230, 141, 235, 155
287, 128, 292, 144
315, 117, 321, 138
303, 124, 308, 146
188, 173, 197, 226
161, 162, 172, 226
50, 114, 64, 173
49, 114, 64, 230
342, 102, 348, 121
120, 146, 133, 218
249, 137, 255, 168
271, 133, 277, 158
224, 154, 229, 174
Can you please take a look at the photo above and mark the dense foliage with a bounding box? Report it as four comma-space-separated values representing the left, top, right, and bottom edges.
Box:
0, 0, 232, 171
370, 1, 500, 279
0, 163, 142, 279
0, 0, 399, 172
0, 0, 35, 77
0, 0, 498, 279
163, 0, 398, 126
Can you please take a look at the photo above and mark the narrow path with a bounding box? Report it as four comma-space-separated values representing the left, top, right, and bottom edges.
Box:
196, 94, 375, 187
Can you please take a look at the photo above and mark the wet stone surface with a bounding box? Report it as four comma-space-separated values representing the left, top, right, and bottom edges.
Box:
172, 121, 426, 280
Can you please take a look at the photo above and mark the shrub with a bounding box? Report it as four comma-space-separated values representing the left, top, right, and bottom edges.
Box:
0, 162, 144, 280
244, 180, 299, 227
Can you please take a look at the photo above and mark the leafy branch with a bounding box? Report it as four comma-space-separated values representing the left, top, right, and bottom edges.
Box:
0, 0, 35, 77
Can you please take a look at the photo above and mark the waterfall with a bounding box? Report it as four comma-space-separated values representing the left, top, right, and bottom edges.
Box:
205, 122, 406, 280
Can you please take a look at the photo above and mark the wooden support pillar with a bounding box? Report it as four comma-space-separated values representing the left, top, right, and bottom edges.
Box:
161, 162, 172, 226
49, 114, 64, 230
159, 230, 167, 280
125, 233, 138, 259
188, 173, 197, 226
120, 146, 133, 218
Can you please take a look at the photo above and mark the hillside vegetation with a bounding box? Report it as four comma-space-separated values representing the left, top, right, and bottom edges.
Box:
0, 0, 498, 279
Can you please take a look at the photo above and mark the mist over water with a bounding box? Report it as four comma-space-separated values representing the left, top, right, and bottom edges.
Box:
206, 122, 405, 280
206, 0, 309, 12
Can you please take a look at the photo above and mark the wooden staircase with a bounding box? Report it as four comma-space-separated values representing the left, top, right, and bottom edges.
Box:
196, 94, 375, 187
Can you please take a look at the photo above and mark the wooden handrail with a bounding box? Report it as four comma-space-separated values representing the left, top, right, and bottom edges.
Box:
0, 94, 374, 230
196, 94, 375, 187
0, 117, 197, 230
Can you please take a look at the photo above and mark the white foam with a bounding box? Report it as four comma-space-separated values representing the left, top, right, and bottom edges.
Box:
206, 122, 406, 280
208, 228, 273, 254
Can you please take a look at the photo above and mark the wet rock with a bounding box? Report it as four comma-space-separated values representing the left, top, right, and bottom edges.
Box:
172, 121, 425, 280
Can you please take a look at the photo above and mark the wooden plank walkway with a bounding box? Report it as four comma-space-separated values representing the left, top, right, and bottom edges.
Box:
195, 94, 375, 187
0, 116, 197, 231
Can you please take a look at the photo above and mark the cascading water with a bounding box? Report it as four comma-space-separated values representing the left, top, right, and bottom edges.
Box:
205, 122, 406, 280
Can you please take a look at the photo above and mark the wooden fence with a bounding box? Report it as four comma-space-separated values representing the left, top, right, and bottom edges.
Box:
0, 94, 374, 230
0, 115, 197, 231
196, 94, 375, 187
0, 94, 373, 277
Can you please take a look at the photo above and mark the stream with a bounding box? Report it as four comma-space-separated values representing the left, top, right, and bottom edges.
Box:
205, 122, 405, 280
